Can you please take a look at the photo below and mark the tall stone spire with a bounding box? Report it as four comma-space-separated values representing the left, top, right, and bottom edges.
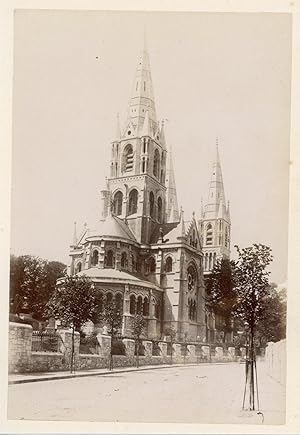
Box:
204, 138, 227, 220
165, 143, 179, 222
126, 37, 157, 134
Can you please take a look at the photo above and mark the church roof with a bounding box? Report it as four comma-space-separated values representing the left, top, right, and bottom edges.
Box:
86, 215, 137, 243
77, 267, 161, 291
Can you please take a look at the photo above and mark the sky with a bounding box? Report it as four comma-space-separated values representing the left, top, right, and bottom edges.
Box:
10, 10, 291, 284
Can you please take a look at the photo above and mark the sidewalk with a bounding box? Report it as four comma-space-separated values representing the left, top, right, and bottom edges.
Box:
8, 361, 230, 385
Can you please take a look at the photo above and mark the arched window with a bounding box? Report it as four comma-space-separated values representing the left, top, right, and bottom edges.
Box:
113, 191, 123, 216
91, 250, 99, 266
225, 227, 229, 248
106, 292, 113, 306
105, 250, 115, 268
205, 253, 208, 271
130, 295, 136, 315
122, 144, 134, 173
213, 252, 217, 267
206, 224, 213, 246
187, 265, 197, 293
157, 197, 162, 223
153, 149, 160, 178
121, 252, 128, 268
115, 293, 123, 315
149, 257, 156, 273
143, 297, 149, 316
149, 191, 155, 218
137, 296, 143, 314
192, 301, 197, 321
155, 300, 161, 319
209, 253, 212, 270
76, 262, 82, 273
165, 257, 173, 273
128, 189, 138, 215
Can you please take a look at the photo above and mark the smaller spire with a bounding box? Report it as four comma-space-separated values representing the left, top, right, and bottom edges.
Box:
200, 197, 204, 218
227, 200, 231, 221
192, 211, 195, 220
72, 221, 77, 246
160, 119, 167, 149
180, 206, 186, 237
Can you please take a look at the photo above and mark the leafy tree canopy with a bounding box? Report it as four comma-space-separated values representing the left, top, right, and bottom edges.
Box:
206, 257, 237, 332
233, 244, 273, 328
45, 275, 96, 330
10, 255, 66, 320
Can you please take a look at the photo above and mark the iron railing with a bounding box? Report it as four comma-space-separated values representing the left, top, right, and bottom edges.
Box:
31, 330, 60, 352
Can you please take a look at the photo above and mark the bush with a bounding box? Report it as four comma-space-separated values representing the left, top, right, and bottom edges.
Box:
111, 338, 126, 355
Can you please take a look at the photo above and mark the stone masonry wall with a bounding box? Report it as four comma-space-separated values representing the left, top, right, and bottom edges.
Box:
9, 322, 242, 374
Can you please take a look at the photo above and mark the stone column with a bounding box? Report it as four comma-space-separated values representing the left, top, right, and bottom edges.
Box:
158, 341, 168, 362
187, 344, 196, 362
96, 333, 111, 359
147, 293, 157, 339
173, 343, 182, 363
123, 338, 135, 361
201, 345, 210, 361
9, 322, 32, 373
58, 328, 80, 370
143, 340, 153, 363
228, 346, 235, 360
215, 346, 224, 360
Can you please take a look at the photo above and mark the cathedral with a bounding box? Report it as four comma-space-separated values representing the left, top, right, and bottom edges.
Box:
68, 40, 231, 342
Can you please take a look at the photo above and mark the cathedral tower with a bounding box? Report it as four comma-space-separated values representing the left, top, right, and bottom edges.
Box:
103, 39, 169, 244
198, 140, 231, 274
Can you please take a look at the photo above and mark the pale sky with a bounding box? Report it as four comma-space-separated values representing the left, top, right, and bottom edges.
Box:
11, 10, 291, 284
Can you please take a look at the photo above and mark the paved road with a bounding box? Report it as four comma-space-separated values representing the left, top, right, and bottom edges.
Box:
7, 363, 285, 424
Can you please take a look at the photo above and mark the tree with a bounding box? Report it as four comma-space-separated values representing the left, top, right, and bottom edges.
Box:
164, 326, 177, 364
206, 258, 237, 341
10, 255, 66, 321
99, 296, 123, 370
256, 284, 286, 345
132, 314, 146, 368
45, 275, 96, 373
233, 243, 273, 411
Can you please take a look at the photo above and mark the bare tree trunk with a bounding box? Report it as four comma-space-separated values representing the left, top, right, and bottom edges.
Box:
136, 338, 140, 368
71, 326, 75, 374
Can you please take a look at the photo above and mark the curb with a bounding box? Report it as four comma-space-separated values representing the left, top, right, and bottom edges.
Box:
8, 362, 230, 385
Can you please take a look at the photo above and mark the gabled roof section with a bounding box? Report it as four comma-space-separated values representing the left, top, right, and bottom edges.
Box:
86, 215, 137, 243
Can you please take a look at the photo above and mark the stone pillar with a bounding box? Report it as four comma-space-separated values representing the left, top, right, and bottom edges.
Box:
215, 346, 224, 360
58, 328, 80, 369
123, 338, 135, 358
158, 341, 168, 362
9, 322, 32, 373
201, 345, 210, 360
96, 333, 111, 359
147, 293, 157, 339
240, 347, 246, 358
143, 340, 153, 363
187, 344, 196, 362
99, 241, 105, 269
228, 346, 235, 359
173, 343, 182, 363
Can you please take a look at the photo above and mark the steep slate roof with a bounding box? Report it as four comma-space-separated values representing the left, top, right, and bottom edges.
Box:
77, 267, 161, 291
87, 215, 137, 243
